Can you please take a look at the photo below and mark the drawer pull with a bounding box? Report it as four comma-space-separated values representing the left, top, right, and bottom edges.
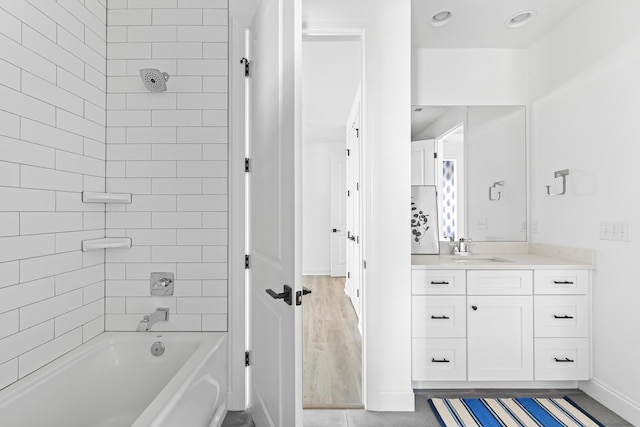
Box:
553, 315, 574, 319
553, 280, 574, 285
430, 281, 450, 285
554, 357, 575, 363
431, 315, 450, 320
431, 358, 450, 363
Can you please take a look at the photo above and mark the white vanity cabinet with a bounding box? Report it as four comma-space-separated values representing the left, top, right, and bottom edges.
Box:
467, 270, 533, 381
534, 269, 590, 380
411, 263, 591, 386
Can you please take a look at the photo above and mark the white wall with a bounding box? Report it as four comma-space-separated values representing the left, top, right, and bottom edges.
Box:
0, 0, 107, 389
105, 2, 229, 331
412, 48, 528, 106
303, 0, 413, 411
302, 141, 344, 275
528, 1, 640, 423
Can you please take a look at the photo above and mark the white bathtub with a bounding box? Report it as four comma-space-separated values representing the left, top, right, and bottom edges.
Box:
0, 332, 228, 427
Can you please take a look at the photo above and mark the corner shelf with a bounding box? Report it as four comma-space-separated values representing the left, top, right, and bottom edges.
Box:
82, 191, 132, 204
82, 237, 132, 252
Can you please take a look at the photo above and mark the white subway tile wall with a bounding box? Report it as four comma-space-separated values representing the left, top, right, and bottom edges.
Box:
105, 1, 229, 332
0, 1, 107, 389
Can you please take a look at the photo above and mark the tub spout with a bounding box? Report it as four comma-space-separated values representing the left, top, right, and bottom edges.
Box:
137, 307, 170, 332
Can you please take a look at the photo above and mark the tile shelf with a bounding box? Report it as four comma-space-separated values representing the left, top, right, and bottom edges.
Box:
82, 238, 132, 252
82, 191, 132, 204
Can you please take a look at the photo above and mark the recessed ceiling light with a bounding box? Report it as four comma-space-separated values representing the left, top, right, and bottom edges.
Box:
505, 10, 537, 29
429, 10, 453, 27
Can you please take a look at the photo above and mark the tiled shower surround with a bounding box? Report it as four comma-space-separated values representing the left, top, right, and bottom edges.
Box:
0, 0, 229, 390
104, 1, 228, 332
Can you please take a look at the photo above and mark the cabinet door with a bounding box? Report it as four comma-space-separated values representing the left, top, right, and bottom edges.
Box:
467, 295, 533, 381
534, 270, 589, 295
412, 296, 466, 338
412, 270, 466, 295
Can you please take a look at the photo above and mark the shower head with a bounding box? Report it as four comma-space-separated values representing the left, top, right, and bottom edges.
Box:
139, 68, 170, 92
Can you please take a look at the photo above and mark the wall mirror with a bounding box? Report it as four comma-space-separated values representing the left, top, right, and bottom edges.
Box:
411, 106, 527, 242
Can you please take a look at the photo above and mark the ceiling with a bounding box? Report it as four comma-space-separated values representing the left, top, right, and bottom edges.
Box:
412, 0, 589, 48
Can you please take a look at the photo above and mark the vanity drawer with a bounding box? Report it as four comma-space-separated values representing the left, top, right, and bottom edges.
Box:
534, 337, 590, 380
467, 270, 533, 295
534, 270, 589, 295
412, 296, 466, 338
412, 270, 465, 295
534, 295, 589, 337
412, 338, 466, 381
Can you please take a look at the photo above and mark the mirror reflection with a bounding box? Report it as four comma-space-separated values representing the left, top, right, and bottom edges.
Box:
411, 106, 527, 242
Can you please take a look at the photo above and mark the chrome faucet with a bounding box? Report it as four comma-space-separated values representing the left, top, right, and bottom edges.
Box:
136, 307, 170, 332
451, 237, 473, 255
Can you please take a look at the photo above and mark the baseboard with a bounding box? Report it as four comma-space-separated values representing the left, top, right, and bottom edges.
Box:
367, 390, 415, 412
580, 378, 640, 426
302, 270, 331, 276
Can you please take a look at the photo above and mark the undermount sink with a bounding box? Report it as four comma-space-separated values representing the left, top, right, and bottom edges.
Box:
444, 256, 511, 264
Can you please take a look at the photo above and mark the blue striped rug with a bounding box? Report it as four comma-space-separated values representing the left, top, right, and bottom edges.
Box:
429, 397, 605, 427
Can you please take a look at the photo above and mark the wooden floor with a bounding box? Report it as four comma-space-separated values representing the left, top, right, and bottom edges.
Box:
303, 275, 362, 409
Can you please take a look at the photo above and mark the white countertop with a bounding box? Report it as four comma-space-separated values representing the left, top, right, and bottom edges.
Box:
411, 252, 596, 270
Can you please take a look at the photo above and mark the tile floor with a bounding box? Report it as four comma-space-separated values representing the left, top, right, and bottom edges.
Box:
303, 389, 633, 427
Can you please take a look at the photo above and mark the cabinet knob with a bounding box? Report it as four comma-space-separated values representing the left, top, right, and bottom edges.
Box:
471, 305, 478, 311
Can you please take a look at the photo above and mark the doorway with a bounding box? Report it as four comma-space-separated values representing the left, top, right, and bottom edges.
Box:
301, 33, 364, 409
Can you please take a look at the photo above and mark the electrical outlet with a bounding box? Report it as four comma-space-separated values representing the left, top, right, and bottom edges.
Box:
532, 222, 539, 233
600, 221, 631, 241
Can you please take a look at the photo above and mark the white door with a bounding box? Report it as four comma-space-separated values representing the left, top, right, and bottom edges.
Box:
345, 93, 361, 321
248, 0, 302, 426
467, 295, 533, 381
411, 139, 436, 185
330, 154, 347, 277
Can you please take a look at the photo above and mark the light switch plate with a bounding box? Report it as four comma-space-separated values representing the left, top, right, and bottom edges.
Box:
600, 221, 631, 241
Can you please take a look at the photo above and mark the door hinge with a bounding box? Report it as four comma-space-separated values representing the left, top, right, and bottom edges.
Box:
245, 254, 250, 269
346, 148, 350, 156
347, 190, 350, 197
245, 158, 250, 173
245, 350, 251, 366
240, 58, 250, 77
434, 152, 438, 159
363, 260, 367, 269
356, 182, 359, 191
347, 271, 350, 279
357, 289, 359, 297
356, 236, 359, 244
355, 128, 359, 138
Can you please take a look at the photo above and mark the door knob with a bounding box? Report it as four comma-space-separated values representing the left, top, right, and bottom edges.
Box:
266, 285, 293, 306
295, 287, 313, 306
471, 305, 478, 311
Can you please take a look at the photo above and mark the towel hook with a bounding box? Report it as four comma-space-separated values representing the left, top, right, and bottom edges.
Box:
546, 169, 569, 196
489, 181, 504, 201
